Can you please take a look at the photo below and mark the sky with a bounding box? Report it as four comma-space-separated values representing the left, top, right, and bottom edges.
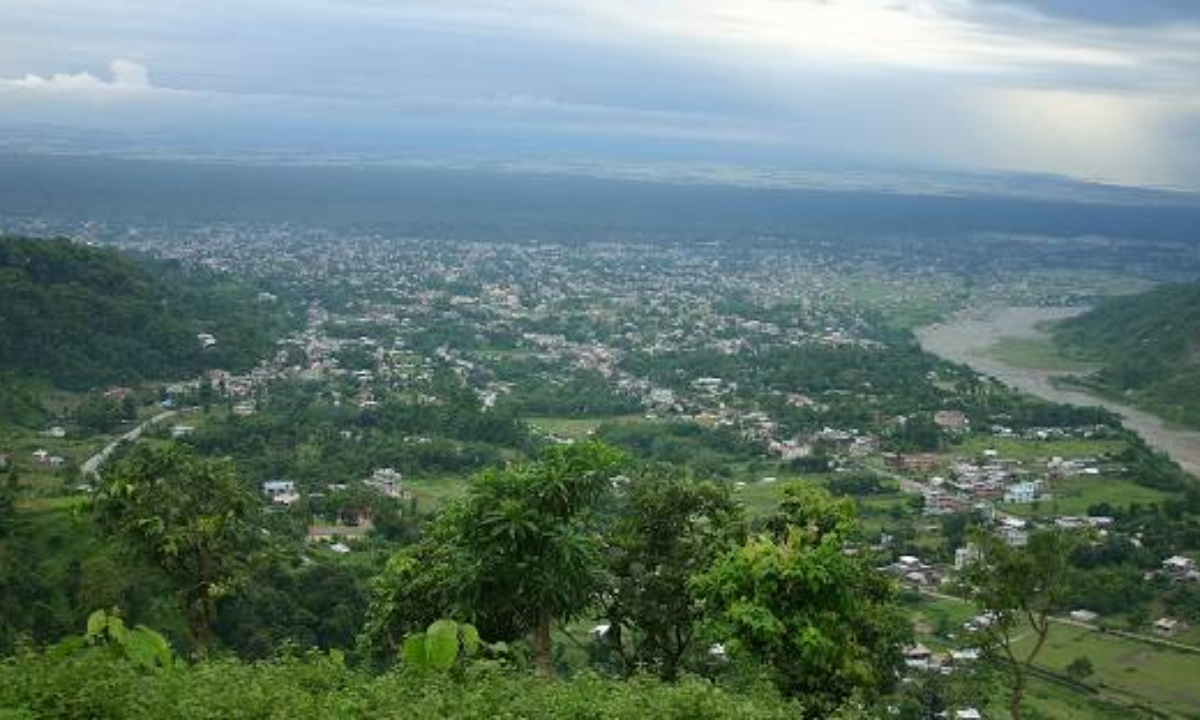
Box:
1, 0, 1199, 189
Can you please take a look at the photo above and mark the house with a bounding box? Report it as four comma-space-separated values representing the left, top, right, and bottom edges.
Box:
1154, 618, 1181, 636
955, 544, 980, 570
1004, 481, 1041, 504
1162, 556, 1199, 582
1069, 609, 1099, 624
366, 468, 405, 499
903, 643, 936, 671
170, 425, 196, 439
999, 517, 1028, 547
262, 480, 300, 506
31, 449, 50, 465
934, 410, 970, 431
955, 710, 983, 720
887, 453, 939, 474
232, 401, 256, 417
0, 453, 9, 470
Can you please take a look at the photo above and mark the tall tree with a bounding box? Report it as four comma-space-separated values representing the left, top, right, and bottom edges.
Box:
448, 442, 626, 673
93, 445, 259, 653
601, 466, 743, 679
694, 485, 908, 715
960, 528, 1079, 720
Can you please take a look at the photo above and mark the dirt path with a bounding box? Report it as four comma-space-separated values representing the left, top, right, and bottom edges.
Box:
917, 306, 1200, 477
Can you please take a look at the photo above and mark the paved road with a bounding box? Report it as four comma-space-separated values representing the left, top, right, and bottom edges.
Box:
81, 410, 178, 478
917, 305, 1200, 477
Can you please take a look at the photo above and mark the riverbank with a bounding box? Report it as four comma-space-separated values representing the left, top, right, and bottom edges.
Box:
917, 305, 1200, 477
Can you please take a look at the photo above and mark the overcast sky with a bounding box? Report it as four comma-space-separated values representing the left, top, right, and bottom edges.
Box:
2, 0, 1199, 189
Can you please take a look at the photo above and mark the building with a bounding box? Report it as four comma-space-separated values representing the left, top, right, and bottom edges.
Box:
262, 480, 300, 506
366, 468, 405, 498
1069, 609, 1099, 624
1154, 618, 1181, 636
934, 410, 970, 431
1162, 556, 1199, 582
1004, 481, 1041, 504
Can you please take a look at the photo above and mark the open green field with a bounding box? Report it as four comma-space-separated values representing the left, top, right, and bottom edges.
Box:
906, 593, 1179, 718
1013, 623, 1200, 717
404, 476, 469, 511
983, 336, 1100, 372
1006, 475, 1171, 517
528, 415, 647, 440
950, 435, 1125, 463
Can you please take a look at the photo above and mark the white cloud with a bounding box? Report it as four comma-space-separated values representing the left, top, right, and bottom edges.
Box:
0, 58, 152, 93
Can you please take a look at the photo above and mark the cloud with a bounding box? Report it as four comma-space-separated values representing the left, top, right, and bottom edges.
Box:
0, 58, 152, 93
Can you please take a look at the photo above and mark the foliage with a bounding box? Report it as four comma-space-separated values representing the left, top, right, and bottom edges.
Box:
93, 445, 260, 651
444, 442, 628, 672
693, 485, 909, 715
0, 236, 286, 391
960, 528, 1081, 720
400, 619, 482, 672
1055, 279, 1200, 428
81, 608, 175, 672
362, 442, 627, 672
600, 466, 744, 679
0, 645, 798, 719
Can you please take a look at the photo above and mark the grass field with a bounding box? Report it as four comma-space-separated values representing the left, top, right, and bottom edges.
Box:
527, 415, 647, 440
404, 476, 469, 511
1012, 623, 1200, 717
950, 435, 1125, 463
983, 335, 1100, 372
1005, 475, 1170, 517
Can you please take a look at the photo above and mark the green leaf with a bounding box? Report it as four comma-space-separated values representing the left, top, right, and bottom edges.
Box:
425, 619, 460, 671
86, 609, 108, 640
459, 623, 481, 657
401, 633, 428, 669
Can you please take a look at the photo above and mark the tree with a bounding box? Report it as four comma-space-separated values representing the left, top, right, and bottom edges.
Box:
447, 442, 627, 673
960, 528, 1080, 720
93, 445, 259, 652
693, 485, 908, 715
1065, 655, 1094, 683
600, 466, 743, 679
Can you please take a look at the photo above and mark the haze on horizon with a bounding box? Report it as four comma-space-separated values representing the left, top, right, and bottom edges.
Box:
2, 0, 1200, 190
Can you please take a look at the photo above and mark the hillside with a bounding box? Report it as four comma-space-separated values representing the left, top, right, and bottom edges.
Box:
1054, 279, 1200, 427
0, 236, 286, 396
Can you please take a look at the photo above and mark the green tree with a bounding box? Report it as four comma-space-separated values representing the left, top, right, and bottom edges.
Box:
960, 528, 1079, 720
601, 466, 743, 679
447, 442, 627, 673
693, 485, 908, 715
1065, 655, 1094, 683
93, 445, 259, 653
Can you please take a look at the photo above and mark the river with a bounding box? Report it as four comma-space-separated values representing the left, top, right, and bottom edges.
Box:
916, 306, 1200, 477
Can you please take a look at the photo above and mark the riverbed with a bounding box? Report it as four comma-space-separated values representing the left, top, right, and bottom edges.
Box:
917, 306, 1200, 477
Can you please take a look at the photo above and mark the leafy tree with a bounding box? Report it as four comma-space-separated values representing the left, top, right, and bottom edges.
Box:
693, 485, 908, 715
1065, 655, 1094, 683
960, 528, 1080, 720
447, 442, 627, 673
93, 445, 260, 653
600, 466, 743, 679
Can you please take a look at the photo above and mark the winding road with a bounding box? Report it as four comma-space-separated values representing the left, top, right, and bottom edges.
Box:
81, 410, 178, 478
917, 306, 1200, 477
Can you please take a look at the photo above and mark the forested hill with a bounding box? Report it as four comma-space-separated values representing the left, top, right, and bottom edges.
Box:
0, 236, 287, 392
1054, 278, 1200, 427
